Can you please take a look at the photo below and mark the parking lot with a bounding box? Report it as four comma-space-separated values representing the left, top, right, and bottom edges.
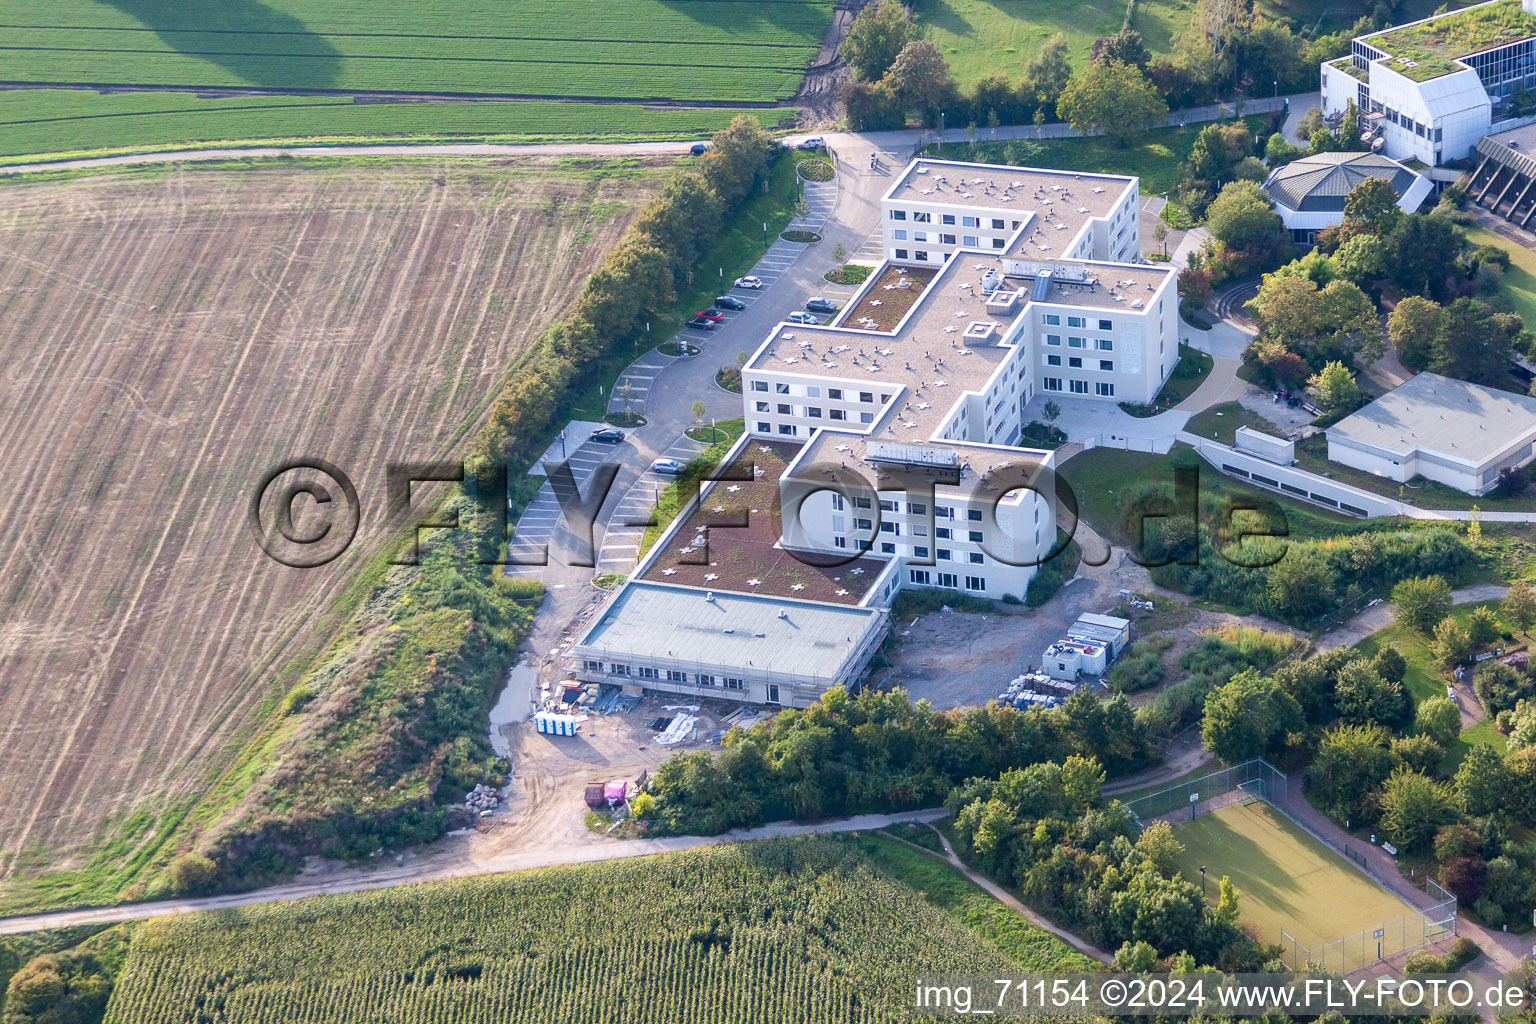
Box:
595, 433, 709, 575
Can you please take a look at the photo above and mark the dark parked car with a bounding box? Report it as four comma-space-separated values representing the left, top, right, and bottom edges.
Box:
686, 316, 717, 330
589, 428, 626, 443
690, 141, 711, 155
804, 297, 838, 314
713, 295, 747, 310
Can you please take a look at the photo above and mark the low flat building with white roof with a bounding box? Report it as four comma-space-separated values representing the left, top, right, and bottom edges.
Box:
573, 581, 887, 708
1326, 371, 1536, 494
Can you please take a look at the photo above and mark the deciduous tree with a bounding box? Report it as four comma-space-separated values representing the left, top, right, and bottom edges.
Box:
839, 0, 921, 82
1379, 768, 1457, 852
1392, 575, 1452, 633
1056, 59, 1168, 147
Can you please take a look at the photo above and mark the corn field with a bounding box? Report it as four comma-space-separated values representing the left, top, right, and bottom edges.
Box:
104, 838, 1022, 1023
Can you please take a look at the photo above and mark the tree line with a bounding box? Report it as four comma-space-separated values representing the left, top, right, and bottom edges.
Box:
837, 0, 1393, 139
468, 115, 778, 475
647, 684, 1155, 835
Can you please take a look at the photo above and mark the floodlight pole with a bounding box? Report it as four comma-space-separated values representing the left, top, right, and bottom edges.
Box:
1200, 865, 1207, 897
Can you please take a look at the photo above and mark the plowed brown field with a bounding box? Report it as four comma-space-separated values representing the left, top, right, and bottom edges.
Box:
0, 158, 658, 897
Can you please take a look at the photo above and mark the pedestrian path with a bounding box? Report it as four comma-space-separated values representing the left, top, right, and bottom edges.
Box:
595, 433, 709, 574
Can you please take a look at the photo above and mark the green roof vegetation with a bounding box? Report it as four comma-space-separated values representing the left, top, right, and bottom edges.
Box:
1331, 57, 1370, 82
1368, 0, 1536, 80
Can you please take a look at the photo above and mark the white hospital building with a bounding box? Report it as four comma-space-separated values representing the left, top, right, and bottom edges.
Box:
1320, 0, 1536, 166
566, 158, 1176, 707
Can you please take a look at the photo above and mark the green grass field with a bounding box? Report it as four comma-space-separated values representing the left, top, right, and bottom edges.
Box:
1171, 801, 1417, 949
2, 1, 834, 102
1464, 224, 1536, 326
912, 0, 1196, 87
948, 118, 1270, 197
98, 836, 1054, 1023
0, 89, 778, 163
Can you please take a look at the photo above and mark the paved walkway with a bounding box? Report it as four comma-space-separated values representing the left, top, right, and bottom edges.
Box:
0, 94, 1315, 177
0, 808, 949, 936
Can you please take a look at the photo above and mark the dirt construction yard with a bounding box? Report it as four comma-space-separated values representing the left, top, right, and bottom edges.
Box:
0, 157, 660, 898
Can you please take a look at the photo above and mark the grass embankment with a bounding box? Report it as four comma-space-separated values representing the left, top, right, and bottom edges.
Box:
639, 420, 748, 555
97, 837, 1041, 1023
1183, 400, 1286, 446
1059, 446, 1364, 547
0, 91, 782, 165
947, 118, 1270, 197
913, 0, 1195, 86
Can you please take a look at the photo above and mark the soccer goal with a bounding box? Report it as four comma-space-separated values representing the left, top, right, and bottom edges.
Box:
1122, 759, 1287, 828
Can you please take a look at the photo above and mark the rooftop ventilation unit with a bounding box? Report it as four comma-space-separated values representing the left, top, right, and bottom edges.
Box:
964, 321, 999, 343
867, 442, 961, 469
985, 288, 1021, 316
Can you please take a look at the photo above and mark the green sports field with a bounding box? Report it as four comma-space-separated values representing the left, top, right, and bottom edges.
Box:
1170, 801, 1418, 949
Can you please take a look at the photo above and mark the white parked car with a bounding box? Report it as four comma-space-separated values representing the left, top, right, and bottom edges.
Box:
733, 275, 763, 289
650, 458, 685, 475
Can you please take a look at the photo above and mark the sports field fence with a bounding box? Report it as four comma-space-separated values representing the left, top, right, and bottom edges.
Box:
1123, 760, 1458, 973
1279, 877, 1457, 972
1121, 759, 1288, 828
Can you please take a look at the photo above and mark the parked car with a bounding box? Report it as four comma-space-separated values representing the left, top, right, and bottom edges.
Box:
650, 458, 685, 475
689, 141, 711, 155
686, 315, 717, 330
695, 308, 725, 322
785, 311, 820, 325
713, 295, 747, 310
733, 275, 763, 289
796, 136, 826, 150
589, 428, 626, 443
804, 297, 838, 314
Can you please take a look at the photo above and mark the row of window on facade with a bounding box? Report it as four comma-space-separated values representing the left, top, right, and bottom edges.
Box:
1043, 377, 1116, 395
908, 569, 987, 591
890, 210, 1021, 230
750, 381, 891, 402
892, 231, 1008, 250
585, 660, 745, 689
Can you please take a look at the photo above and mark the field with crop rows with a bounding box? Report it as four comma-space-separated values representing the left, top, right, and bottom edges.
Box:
103, 838, 1027, 1023
0, 90, 775, 163
0, 157, 662, 910
1, 0, 835, 102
